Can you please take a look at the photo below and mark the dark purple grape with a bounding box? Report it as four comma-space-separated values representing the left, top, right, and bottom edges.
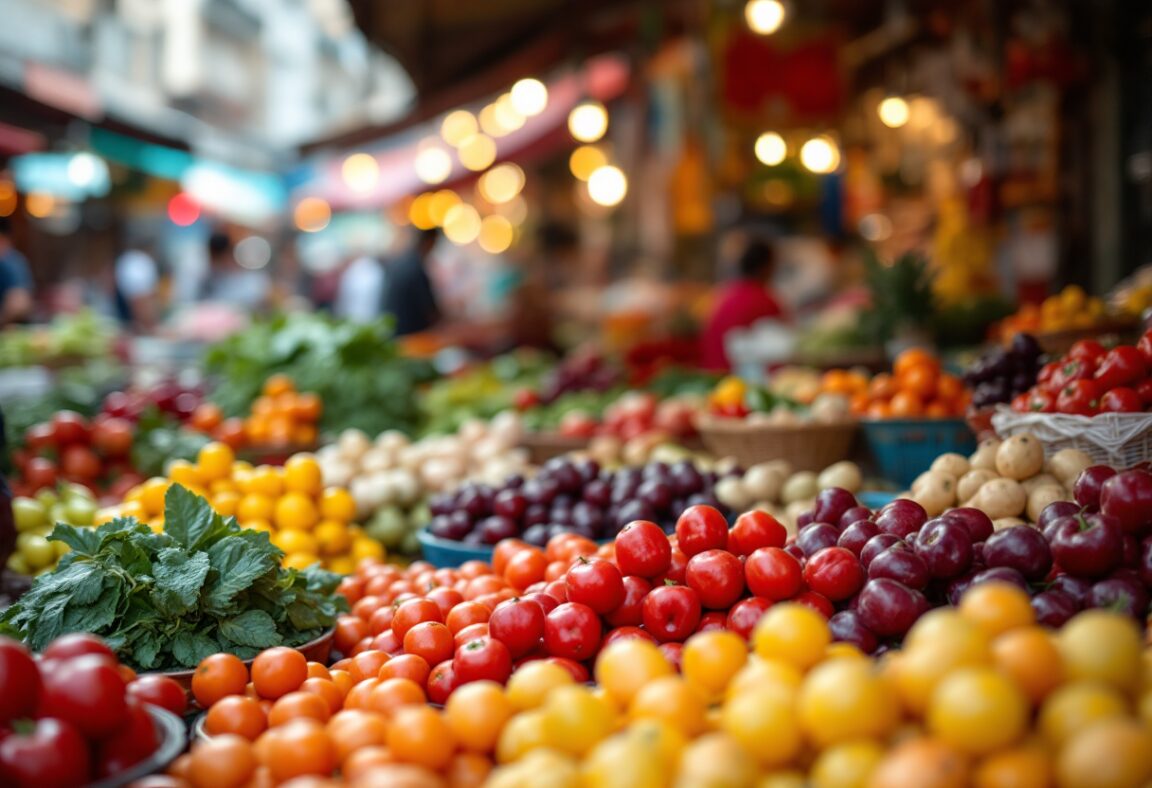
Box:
583, 479, 612, 508
429, 493, 456, 517
839, 506, 873, 531
504, 474, 525, 489
828, 610, 878, 654
616, 500, 658, 530
970, 566, 1030, 592
448, 510, 472, 531
493, 489, 528, 521
813, 488, 857, 526
566, 523, 597, 540
575, 459, 601, 483
523, 504, 549, 529
428, 515, 464, 540
478, 515, 518, 544
458, 487, 490, 520
522, 524, 551, 547
860, 534, 904, 568
839, 520, 880, 556
1031, 589, 1079, 627
685, 493, 721, 511
670, 462, 704, 497
523, 477, 559, 506
571, 502, 604, 535
797, 523, 840, 557
643, 462, 670, 481
638, 479, 673, 511
463, 530, 486, 545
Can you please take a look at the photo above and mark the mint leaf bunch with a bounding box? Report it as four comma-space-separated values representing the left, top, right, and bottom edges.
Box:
0, 485, 347, 671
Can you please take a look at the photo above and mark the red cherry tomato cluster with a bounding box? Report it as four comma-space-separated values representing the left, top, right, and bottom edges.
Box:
0, 633, 186, 788
13, 411, 142, 500
1013, 333, 1152, 415
331, 503, 842, 699
552, 391, 697, 442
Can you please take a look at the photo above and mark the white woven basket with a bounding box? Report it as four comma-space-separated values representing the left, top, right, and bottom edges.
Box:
991, 406, 1152, 468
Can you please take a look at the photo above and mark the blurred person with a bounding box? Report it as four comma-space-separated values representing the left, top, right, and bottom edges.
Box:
701, 238, 786, 371
335, 249, 386, 323
0, 217, 32, 325
382, 227, 441, 336
202, 231, 270, 310
113, 240, 160, 332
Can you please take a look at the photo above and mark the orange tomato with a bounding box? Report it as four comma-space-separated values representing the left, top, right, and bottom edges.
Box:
894, 348, 941, 378
379, 654, 431, 687
268, 691, 332, 727
205, 695, 268, 741
192, 653, 249, 709
293, 392, 323, 422
869, 373, 900, 401
214, 418, 248, 449
504, 549, 547, 591
899, 364, 938, 401
188, 734, 257, 788
190, 402, 224, 432
343, 678, 381, 711
327, 710, 390, 765
403, 622, 454, 666
890, 391, 924, 418
925, 401, 952, 419
937, 374, 964, 403
387, 706, 457, 770
299, 678, 345, 715
349, 650, 393, 684
445, 752, 493, 788
263, 374, 296, 397
492, 540, 529, 577
867, 401, 894, 419
367, 678, 427, 717
444, 681, 513, 753
251, 646, 309, 700
263, 719, 337, 783
341, 745, 397, 781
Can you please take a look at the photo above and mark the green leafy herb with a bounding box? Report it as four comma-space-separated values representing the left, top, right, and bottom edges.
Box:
0, 485, 347, 671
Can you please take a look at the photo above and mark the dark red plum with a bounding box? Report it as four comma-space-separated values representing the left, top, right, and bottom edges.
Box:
838, 520, 880, 556
970, 565, 1030, 592
1073, 465, 1118, 509
1031, 589, 1080, 627
828, 609, 879, 654
983, 526, 1052, 581
915, 519, 974, 578
860, 533, 904, 568
940, 507, 995, 543
1089, 575, 1149, 618
1048, 513, 1124, 578
875, 499, 928, 539
839, 506, 873, 531
1100, 470, 1152, 535
1037, 500, 1082, 532
813, 488, 858, 527
797, 523, 840, 557
868, 545, 930, 590
1049, 573, 1093, 605
855, 578, 930, 638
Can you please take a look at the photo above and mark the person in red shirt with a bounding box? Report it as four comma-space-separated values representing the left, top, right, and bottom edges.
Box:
701, 239, 786, 371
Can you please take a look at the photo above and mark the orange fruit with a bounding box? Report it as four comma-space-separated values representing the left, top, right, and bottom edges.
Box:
284, 456, 323, 496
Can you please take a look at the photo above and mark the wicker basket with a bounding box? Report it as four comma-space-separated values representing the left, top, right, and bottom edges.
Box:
695, 415, 858, 472
991, 407, 1152, 467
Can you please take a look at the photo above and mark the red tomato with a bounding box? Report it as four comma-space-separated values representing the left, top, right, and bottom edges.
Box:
1027, 390, 1055, 413
38, 654, 129, 738
1010, 392, 1032, 413
545, 657, 589, 682
1101, 387, 1144, 413
403, 622, 454, 667
1036, 361, 1061, 392
520, 591, 560, 616
391, 598, 443, 641
23, 458, 58, 491
674, 506, 729, 557
1057, 379, 1102, 416
0, 717, 90, 786
602, 626, 658, 648
685, 549, 745, 609
50, 411, 90, 446
43, 633, 116, 662
453, 623, 490, 651
614, 520, 672, 578
95, 699, 158, 779
604, 576, 652, 628
488, 598, 545, 658
91, 417, 134, 459
564, 557, 624, 615
0, 637, 41, 725
1137, 379, 1152, 405
543, 602, 602, 661
453, 636, 513, 685
60, 445, 101, 481
641, 585, 702, 643
657, 642, 683, 672
427, 660, 457, 704
657, 546, 689, 586
728, 511, 787, 557
426, 587, 464, 619
127, 675, 188, 716
1069, 339, 1107, 364
695, 611, 729, 633
744, 547, 803, 600
802, 546, 866, 601
1094, 346, 1146, 390
23, 422, 57, 452
792, 590, 835, 619
726, 597, 773, 640
1138, 331, 1152, 367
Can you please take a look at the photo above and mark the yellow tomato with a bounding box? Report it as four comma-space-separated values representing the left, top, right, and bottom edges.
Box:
681, 630, 747, 701
720, 684, 800, 767
958, 583, 1035, 637
1038, 681, 1128, 747
580, 733, 666, 788
242, 519, 273, 535
166, 460, 203, 489
350, 536, 384, 562
507, 662, 575, 711
324, 556, 356, 575
752, 603, 830, 671
313, 520, 352, 556
197, 442, 235, 482
282, 552, 320, 570
798, 657, 899, 747
272, 528, 318, 556
594, 640, 674, 708
927, 667, 1030, 756
675, 732, 757, 788
541, 685, 614, 756
319, 487, 357, 523
209, 479, 239, 496
1057, 610, 1142, 693
138, 478, 171, 516
274, 492, 320, 531
973, 743, 1053, 788
247, 466, 284, 498
212, 491, 241, 518
726, 657, 803, 702
1056, 718, 1152, 788
810, 740, 885, 788
627, 676, 706, 737
283, 455, 323, 496
236, 493, 275, 524
444, 681, 513, 754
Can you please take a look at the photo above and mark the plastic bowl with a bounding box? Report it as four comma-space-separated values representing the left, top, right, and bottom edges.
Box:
417, 528, 495, 568
857, 490, 898, 510
88, 706, 186, 788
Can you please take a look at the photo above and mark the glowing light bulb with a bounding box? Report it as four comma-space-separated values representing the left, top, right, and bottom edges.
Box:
442, 203, 482, 244
878, 96, 910, 128
568, 102, 608, 143
745, 0, 785, 35
754, 132, 787, 165
408, 193, 436, 230
478, 215, 515, 253
569, 146, 608, 181
414, 145, 453, 184
440, 111, 478, 147
510, 78, 548, 117
478, 163, 525, 204
342, 153, 379, 193
587, 165, 627, 207
457, 134, 497, 171
427, 190, 461, 226
799, 135, 840, 174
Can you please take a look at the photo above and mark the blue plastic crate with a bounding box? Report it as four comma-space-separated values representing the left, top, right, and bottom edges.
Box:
861, 418, 977, 488
417, 528, 494, 568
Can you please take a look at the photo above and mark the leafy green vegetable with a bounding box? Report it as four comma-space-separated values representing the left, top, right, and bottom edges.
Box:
0, 485, 346, 671
860, 250, 937, 344
203, 313, 436, 437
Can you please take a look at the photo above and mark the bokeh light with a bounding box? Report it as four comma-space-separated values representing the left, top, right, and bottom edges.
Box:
0, 181, 16, 218
493, 94, 526, 134
428, 190, 461, 226
478, 163, 525, 204
25, 193, 55, 218
568, 102, 608, 143
414, 144, 453, 184
441, 111, 478, 147
878, 96, 910, 128
494, 195, 528, 225
408, 193, 436, 229
167, 193, 200, 226
235, 236, 272, 269
569, 145, 608, 181
745, 0, 785, 35
754, 132, 787, 166
443, 203, 482, 244
800, 135, 841, 174
478, 215, 515, 254
587, 165, 627, 207
458, 134, 497, 171
510, 78, 548, 117
342, 153, 379, 193
294, 197, 332, 232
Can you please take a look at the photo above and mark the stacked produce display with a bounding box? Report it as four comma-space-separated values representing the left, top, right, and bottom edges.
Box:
6, 310, 1152, 787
